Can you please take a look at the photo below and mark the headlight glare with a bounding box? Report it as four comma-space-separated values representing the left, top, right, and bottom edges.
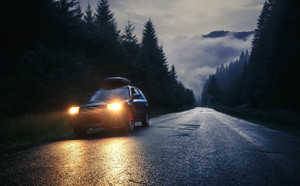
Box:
69, 106, 79, 115
107, 103, 121, 111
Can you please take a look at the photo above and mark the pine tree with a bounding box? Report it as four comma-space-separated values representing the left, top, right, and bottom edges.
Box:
122, 20, 138, 44
200, 78, 211, 106
244, 0, 275, 107
207, 75, 221, 105
139, 19, 162, 74
73, 2, 83, 23
54, 0, 83, 26
138, 19, 192, 107
139, 19, 160, 71
141, 19, 159, 52
91, 0, 121, 72
94, 0, 120, 42
121, 20, 139, 60
170, 65, 178, 84
95, 0, 117, 32
84, 2, 94, 25
120, 20, 140, 80
260, 0, 300, 111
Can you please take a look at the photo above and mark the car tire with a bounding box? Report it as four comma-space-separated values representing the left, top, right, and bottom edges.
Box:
127, 120, 135, 132
142, 112, 150, 127
126, 112, 135, 132
73, 127, 86, 138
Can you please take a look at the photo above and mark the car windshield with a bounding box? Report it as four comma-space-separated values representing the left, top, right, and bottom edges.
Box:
90, 87, 130, 102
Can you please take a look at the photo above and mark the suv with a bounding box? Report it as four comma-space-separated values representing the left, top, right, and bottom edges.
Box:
68, 77, 149, 137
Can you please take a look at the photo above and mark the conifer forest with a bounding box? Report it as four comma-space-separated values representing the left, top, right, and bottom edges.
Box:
0, 0, 195, 117
201, 0, 299, 114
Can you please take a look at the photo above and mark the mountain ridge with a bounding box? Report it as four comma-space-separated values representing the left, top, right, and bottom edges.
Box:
203, 30, 254, 40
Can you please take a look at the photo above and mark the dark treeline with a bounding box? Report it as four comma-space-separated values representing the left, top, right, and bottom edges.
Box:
201, 0, 299, 113
201, 51, 249, 106
0, 0, 195, 118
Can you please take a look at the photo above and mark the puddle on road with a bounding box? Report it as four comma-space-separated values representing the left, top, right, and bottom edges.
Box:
172, 124, 201, 137
179, 124, 200, 131
155, 126, 173, 129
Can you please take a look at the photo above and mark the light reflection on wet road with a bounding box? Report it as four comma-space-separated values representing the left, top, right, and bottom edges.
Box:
44, 137, 149, 185
1, 108, 300, 185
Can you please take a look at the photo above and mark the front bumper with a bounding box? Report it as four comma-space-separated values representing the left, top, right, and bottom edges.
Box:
69, 108, 128, 129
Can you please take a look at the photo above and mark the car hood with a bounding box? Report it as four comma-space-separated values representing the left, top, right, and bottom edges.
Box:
80, 100, 129, 108
80, 102, 107, 108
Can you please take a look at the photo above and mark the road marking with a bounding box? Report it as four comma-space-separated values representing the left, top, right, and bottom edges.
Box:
214, 111, 264, 148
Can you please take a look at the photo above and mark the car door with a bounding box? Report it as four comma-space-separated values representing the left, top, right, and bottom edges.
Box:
137, 88, 148, 115
130, 88, 146, 119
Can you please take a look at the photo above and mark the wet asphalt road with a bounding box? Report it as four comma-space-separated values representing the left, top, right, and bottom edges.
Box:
1, 107, 300, 185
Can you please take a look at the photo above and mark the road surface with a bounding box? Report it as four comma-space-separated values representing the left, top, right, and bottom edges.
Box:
1, 107, 300, 185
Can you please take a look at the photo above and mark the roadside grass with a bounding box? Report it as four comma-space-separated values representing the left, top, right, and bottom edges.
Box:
0, 111, 72, 152
213, 106, 300, 135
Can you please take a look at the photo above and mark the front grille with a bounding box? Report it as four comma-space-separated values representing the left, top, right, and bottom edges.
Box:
80, 105, 105, 113
77, 106, 106, 125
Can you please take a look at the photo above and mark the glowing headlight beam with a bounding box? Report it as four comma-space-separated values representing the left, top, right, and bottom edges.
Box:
107, 103, 121, 111
69, 106, 79, 115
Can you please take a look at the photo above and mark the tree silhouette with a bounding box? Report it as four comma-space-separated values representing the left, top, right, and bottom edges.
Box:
84, 2, 94, 25
0, 0, 195, 117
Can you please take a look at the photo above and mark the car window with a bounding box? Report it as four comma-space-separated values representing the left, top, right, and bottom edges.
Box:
137, 89, 146, 100
131, 88, 143, 99
90, 87, 130, 102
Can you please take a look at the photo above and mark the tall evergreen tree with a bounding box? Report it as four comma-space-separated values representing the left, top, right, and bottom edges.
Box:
139, 20, 170, 106
201, 78, 211, 106
207, 75, 221, 105
139, 19, 162, 75
170, 65, 178, 84
54, 0, 83, 26
260, 0, 300, 111
95, 0, 117, 32
244, 0, 275, 107
91, 0, 121, 73
121, 20, 139, 60
120, 20, 140, 80
139, 19, 159, 69
84, 2, 94, 25
51, 0, 84, 47
141, 19, 159, 55
122, 20, 139, 44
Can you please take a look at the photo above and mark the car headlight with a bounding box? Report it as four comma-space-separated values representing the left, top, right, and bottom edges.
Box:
107, 102, 121, 111
69, 106, 79, 115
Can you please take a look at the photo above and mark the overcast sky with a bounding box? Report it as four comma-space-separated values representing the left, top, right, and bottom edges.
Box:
79, 0, 265, 99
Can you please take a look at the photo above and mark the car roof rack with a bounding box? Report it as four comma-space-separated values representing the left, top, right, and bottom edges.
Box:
101, 77, 133, 89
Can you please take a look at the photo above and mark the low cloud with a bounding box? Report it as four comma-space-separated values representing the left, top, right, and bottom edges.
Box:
164, 33, 253, 98
80, 0, 264, 38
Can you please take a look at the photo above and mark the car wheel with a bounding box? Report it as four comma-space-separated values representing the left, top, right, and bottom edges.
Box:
73, 127, 86, 138
142, 112, 150, 127
126, 112, 135, 132
128, 120, 135, 132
